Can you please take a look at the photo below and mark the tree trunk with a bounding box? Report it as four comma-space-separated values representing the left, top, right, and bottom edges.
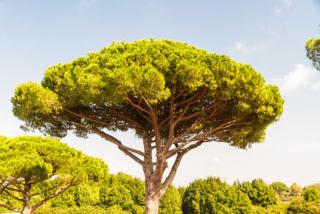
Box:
21, 206, 32, 214
145, 189, 160, 214
145, 179, 161, 214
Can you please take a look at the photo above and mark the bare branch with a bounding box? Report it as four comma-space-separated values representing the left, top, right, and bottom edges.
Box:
160, 153, 184, 197
141, 97, 162, 154
126, 98, 151, 115
167, 119, 243, 158
176, 88, 207, 107
53, 117, 144, 165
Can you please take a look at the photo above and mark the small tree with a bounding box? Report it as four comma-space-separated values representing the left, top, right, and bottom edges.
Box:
182, 177, 252, 213
237, 179, 278, 208
290, 183, 303, 197
306, 38, 320, 70
270, 181, 290, 201
303, 186, 320, 202
12, 39, 283, 213
0, 136, 108, 214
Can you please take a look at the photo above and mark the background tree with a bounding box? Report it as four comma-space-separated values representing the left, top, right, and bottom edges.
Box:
303, 186, 320, 202
270, 182, 290, 201
182, 177, 252, 213
237, 179, 278, 208
0, 136, 108, 214
306, 38, 320, 70
12, 39, 283, 213
290, 183, 303, 197
287, 198, 320, 214
159, 186, 182, 214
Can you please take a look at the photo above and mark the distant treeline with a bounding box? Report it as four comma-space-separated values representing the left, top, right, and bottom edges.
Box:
1, 136, 319, 214
33, 176, 320, 214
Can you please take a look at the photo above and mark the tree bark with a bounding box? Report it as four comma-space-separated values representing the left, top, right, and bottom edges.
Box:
145, 181, 160, 214
21, 206, 32, 214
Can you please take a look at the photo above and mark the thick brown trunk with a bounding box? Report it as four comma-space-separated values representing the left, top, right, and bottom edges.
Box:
145, 178, 161, 214
145, 188, 160, 214
22, 183, 32, 214
21, 206, 32, 214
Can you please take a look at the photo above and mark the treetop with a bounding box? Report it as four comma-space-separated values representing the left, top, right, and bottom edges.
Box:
12, 39, 283, 148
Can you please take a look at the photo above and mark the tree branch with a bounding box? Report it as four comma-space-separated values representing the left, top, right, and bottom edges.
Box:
160, 153, 184, 197
167, 119, 242, 158
0, 202, 19, 212
176, 88, 207, 107
53, 117, 144, 165
126, 98, 151, 115
31, 182, 75, 212
141, 97, 162, 154
2, 189, 24, 202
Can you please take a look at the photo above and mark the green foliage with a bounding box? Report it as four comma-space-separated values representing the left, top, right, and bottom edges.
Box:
35, 205, 128, 214
270, 182, 290, 195
109, 173, 145, 206
0, 136, 108, 212
237, 179, 278, 207
287, 198, 320, 214
182, 177, 252, 214
270, 182, 290, 201
290, 183, 303, 197
12, 39, 283, 149
306, 38, 320, 70
251, 204, 287, 214
303, 186, 320, 202
99, 173, 145, 213
159, 186, 182, 214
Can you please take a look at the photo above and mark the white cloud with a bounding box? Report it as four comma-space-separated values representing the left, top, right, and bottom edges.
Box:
273, 7, 282, 15
283, 0, 292, 7
274, 64, 320, 93
234, 42, 262, 55
273, 0, 292, 15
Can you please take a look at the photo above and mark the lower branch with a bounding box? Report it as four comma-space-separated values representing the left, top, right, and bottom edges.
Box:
53, 117, 144, 165
160, 153, 184, 197
0, 202, 19, 212
31, 183, 74, 212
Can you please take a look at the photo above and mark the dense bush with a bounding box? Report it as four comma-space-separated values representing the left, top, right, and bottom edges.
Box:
290, 183, 303, 197
182, 177, 252, 214
237, 179, 278, 207
302, 186, 320, 202
159, 186, 182, 214
270, 182, 290, 196
35, 205, 127, 214
287, 198, 320, 214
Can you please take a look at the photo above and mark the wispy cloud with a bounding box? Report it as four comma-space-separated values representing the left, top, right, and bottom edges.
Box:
234, 42, 263, 55
79, 0, 96, 7
274, 64, 320, 93
273, 7, 282, 15
283, 0, 292, 7
273, 0, 292, 15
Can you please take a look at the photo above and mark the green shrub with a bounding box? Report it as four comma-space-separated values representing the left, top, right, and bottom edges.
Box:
287, 198, 320, 214
159, 186, 182, 214
182, 177, 252, 214
303, 186, 320, 202
237, 179, 278, 207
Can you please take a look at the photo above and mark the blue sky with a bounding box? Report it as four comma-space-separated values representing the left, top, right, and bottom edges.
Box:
1, 0, 320, 187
